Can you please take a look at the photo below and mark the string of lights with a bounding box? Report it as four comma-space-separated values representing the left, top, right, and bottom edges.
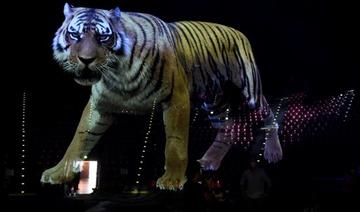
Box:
135, 97, 157, 186
20, 91, 27, 194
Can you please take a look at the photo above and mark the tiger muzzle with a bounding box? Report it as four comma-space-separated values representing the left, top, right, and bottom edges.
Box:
73, 67, 102, 86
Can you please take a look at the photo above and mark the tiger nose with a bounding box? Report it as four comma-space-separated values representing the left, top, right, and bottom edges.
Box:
79, 57, 96, 65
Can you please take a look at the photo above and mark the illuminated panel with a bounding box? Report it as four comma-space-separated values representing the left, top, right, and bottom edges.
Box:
78, 161, 98, 194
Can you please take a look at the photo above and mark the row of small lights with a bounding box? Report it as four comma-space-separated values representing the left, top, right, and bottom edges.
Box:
213, 105, 278, 163
280, 90, 355, 143
135, 98, 157, 186
222, 108, 230, 145
134, 106, 201, 186
342, 90, 355, 122
265, 90, 354, 153
198, 90, 355, 163
192, 108, 199, 125
218, 107, 264, 163
83, 100, 94, 160
274, 98, 285, 143
20, 92, 27, 194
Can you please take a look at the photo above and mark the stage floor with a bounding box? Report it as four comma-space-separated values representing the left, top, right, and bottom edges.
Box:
4, 188, 359, 212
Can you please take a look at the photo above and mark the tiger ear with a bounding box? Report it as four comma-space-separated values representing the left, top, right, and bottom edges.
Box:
110, 7, 121, 20
64, 3, 74, 18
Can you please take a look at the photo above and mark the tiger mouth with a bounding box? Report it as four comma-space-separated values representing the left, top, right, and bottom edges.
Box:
73, 67, 102, 86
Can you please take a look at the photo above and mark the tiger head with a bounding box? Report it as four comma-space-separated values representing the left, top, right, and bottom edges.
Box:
53, 3, 130, 86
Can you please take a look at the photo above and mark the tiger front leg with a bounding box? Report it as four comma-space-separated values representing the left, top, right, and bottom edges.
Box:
41, 100, 113, 184
156, 77, 190, 191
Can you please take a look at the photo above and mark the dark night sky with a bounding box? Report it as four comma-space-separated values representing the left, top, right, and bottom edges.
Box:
6, 0, 359, 153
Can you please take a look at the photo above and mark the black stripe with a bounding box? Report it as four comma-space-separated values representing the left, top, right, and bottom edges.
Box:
131, 14, 157, 56
69, 26, 76, 32
129, 49, 152, 83
161, 22, 175, 48
56, 43, 65, 52
221, 26, 233, 50
131, 14, 158, 34
102, 73, 119, 91
128, 35, 138, 69
142, 57, 165, 101
214, 26, 227, 51
113, 32, 125, 55
234, 40, 246, 73
215, 26, 228, 49
214, 26, 232, 78
174, 24, 195, 69
184, 23, 207, 63
161, 71, 175, 104
94, 17, 104, 23
206, 62, 218, 91
148, 15, 164, 36
167, 135, 183, 141
142, 50, 161, 90
189, 22, 214, 84
221, 47, 231, 83
180, 23, 203, 59
96, 121, 109, 126
176, 23, 205, 92
168, 24, 187, 64
233, 44, 246, 87
207, 50, 224, 87
55, 30, 66, 52
207, 50, 218, 72
229, 28, 242, 41
189, 22, 209, 49
257, 72, 262, 106
87, 9, 96, 14
132, 18, 147, 53
76, 13, 89, 20
76, 10, 88, 16
86, 139, 97, 142
181, 23, 209, 88
198, 22, 220, 58
240, 38, 252, 101
241, 38, 251, 60
250, 62, 257, 104
227, 30, 242, 80
78, 130, 105, 136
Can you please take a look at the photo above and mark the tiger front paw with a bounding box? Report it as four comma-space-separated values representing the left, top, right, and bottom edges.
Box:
156, 171, 187, 191
40, 158, 81, 184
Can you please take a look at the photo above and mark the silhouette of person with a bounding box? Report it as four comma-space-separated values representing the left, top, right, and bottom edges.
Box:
240, 159, 271, 212
64, 171, 81, 197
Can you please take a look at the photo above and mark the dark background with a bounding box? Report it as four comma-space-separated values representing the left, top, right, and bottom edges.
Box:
8, 0, 359, 130
13, 0, 359, 94
4, 0, 359, 208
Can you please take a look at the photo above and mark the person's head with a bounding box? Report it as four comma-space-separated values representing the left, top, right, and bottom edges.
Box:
250, 161, 257, 169
249, 158, 258, 169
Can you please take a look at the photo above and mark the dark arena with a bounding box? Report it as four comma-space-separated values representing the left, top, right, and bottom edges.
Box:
4, 0, 359, 212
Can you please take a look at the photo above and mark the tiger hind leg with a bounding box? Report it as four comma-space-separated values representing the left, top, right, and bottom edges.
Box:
198, 110, 233, 171
262, 111, 283, 163
198, 103, 283, 170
